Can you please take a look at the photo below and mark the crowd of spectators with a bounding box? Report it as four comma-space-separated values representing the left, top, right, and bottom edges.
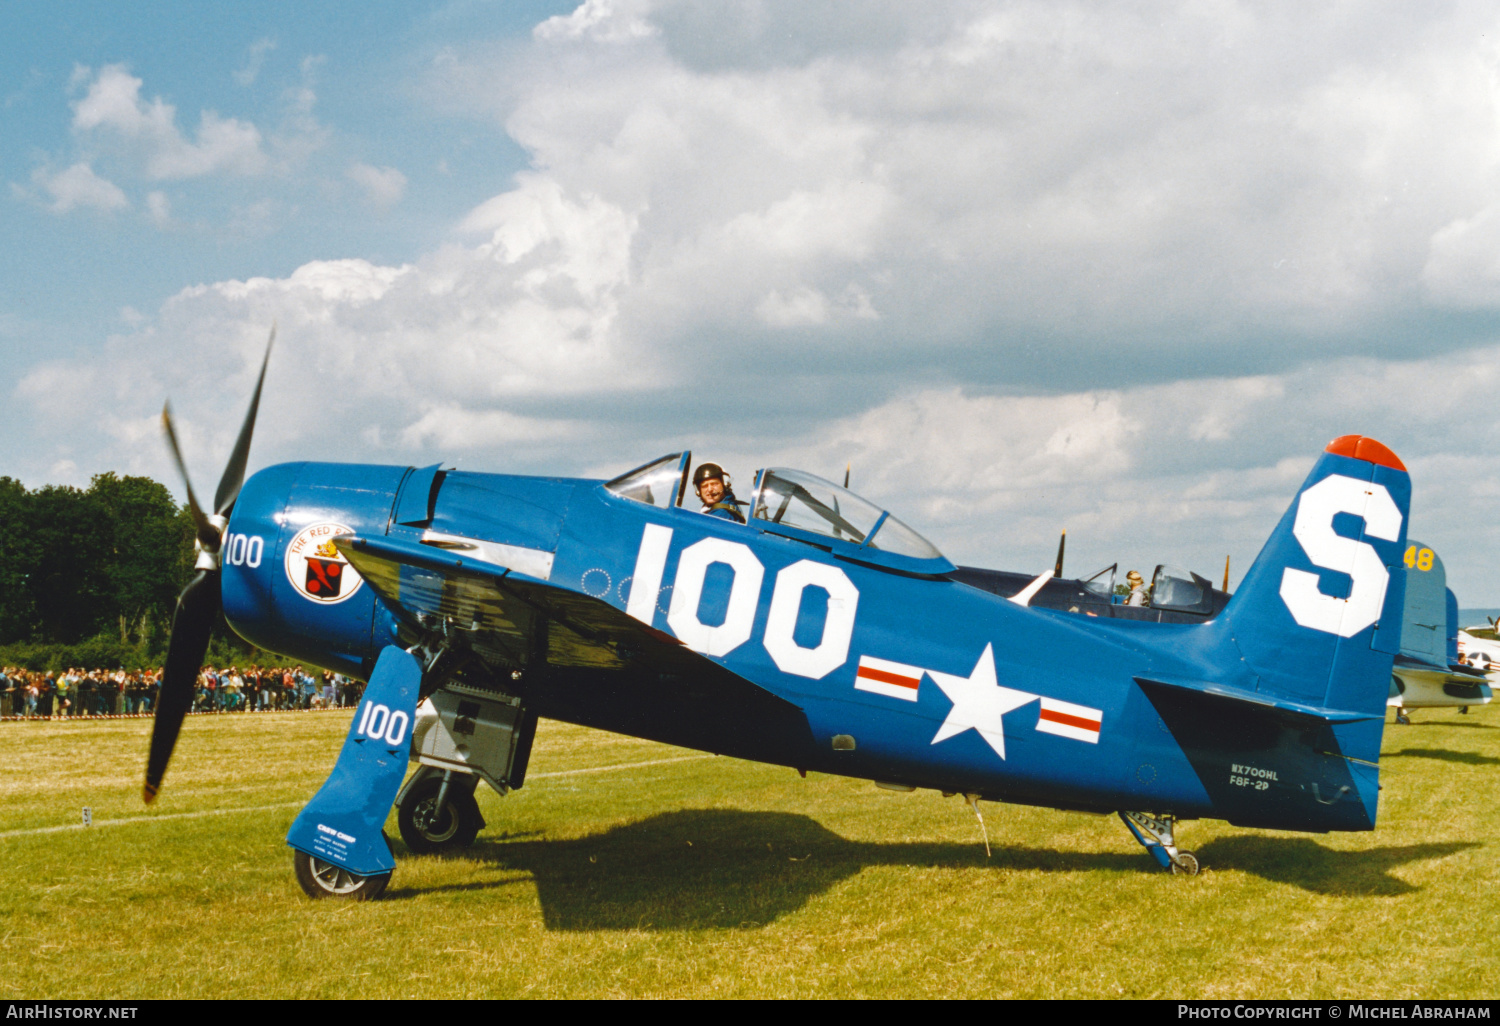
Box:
0, 665, 364, 718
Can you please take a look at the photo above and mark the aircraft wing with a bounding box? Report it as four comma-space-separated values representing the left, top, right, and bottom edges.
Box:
333, 534, 817, 764
1391, 655, 1493, 710
1393, 655, 1491, 690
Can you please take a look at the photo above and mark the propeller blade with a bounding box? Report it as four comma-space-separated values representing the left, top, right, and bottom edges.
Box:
1054, 530, 1066, 578
843, 462, 851, 489
146, 327, 275, 804
214, 325, 275, 516
161, 403, 220, 551
143, 569, 221, 803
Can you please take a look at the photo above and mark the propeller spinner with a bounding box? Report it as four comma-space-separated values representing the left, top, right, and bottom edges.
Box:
144, 327, 274, 803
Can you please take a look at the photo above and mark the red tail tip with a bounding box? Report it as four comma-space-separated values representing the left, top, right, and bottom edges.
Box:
1325, 435, 1406, 472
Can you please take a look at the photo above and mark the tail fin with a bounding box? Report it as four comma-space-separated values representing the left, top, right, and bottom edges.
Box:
1395, 539, 1449, 668
1217, 436, 1411, 761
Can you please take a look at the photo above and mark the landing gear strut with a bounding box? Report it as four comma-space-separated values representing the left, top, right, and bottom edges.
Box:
1395, 707, 1412, 725
397, 769, 483, 855
1120, 810, 1199, 874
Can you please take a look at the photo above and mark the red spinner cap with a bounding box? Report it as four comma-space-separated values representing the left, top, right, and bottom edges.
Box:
1324, 435, 1407, 472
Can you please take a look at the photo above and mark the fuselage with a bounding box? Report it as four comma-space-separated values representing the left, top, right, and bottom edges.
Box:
221, 459, 1382, 832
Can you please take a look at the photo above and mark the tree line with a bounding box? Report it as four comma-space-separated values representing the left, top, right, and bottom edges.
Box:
0, 473, 249, 670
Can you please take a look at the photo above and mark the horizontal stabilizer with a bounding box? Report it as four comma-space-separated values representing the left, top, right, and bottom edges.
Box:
1133, 675, 1381, 724
1135, 676, 1380, 832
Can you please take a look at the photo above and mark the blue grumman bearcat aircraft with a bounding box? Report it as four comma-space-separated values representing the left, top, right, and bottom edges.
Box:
145, 336, 1414, 898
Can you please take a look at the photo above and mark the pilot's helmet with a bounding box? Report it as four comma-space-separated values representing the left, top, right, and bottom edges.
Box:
693, 462, 730, 490
1126, 570, 1144, 586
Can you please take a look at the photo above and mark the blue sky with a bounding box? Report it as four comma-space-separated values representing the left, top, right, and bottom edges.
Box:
5, 1, 1500, 604
1, 2, 572, 380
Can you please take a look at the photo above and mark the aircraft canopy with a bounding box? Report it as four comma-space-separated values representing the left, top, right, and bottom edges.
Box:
749, 468, 943, 561
605, 454, 945, 565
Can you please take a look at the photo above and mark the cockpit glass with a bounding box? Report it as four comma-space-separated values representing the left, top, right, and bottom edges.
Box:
867, 512, 944, 560
604, 453, 686, 509
1082, 563, 1117, 601
1150, 565, 1208, 612
753, 468, 882, 542
752, 468, 944, 560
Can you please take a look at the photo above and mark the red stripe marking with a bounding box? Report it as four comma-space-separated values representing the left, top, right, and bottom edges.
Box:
857, 666, 920, 689
1039, 708, 1100, 732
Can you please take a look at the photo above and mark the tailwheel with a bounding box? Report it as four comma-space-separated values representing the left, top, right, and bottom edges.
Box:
1395, 708, 1411, 725
293, 850, 390, 900
397, 773, 482, 855
1120, 811, 1201, 875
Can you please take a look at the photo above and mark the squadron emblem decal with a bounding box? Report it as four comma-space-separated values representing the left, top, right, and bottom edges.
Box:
285, 523, 364, 604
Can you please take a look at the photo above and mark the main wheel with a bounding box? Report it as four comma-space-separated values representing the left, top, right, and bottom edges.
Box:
293, 850, 390, 900
1170, 851, 1200, 876
397, 775, 482, 855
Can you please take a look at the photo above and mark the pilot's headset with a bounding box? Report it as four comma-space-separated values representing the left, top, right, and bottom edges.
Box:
693, 462, 731, 496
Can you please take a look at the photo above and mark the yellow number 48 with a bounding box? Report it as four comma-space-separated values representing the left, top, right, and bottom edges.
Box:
1403, 545, 1435, 572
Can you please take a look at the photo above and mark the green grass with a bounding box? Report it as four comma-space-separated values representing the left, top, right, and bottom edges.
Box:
1, 704, 1497, 998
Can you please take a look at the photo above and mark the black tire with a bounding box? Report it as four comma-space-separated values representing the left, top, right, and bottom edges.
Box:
397, 775, 482, 855
293, 850, 390, 900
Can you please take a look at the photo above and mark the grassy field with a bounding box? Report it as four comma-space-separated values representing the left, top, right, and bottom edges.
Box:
1, 704, 1497, 999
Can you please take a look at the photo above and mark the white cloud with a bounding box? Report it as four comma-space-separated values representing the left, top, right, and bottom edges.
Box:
346, 163, 408, 209
72, 65, 267, 179
426, 0, 1500, 383
398, 405, 579, 449
146, 190, 171, 227
727, 346, 1500, 602
226, 198, 278, 239
460, 174, 637, 307
11, 172, 652, 481
31, 162, 129, 213
1421, 204, 1500, 307
757, 287, 829, 327
14, 2, 1500, 608
234, 37, 277, 87
535, 0, 658, 43
269, 55, 329, 167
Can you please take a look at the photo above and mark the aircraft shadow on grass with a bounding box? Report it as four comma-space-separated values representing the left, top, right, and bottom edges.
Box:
1385, 747, 1500, 767
1190, 837, 1478, 898
1397, 720, 1495, 730
386, 809, 1477, 927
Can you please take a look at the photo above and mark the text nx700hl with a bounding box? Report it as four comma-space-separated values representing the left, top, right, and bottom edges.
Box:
147, 342, 1411, 898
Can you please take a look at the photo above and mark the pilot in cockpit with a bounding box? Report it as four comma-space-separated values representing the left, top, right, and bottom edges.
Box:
693, 462, 746, 523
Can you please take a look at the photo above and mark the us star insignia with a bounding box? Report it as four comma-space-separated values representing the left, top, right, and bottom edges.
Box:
926, 643, 1038, 759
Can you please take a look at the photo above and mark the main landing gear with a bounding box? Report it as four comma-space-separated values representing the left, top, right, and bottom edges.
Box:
286, 643, 536, 900
396, 768, 484, 855
1120, 810, 1199, 875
